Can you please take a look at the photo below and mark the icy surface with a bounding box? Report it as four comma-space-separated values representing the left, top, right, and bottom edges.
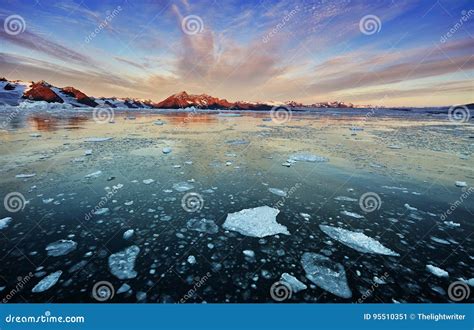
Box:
32, 271, 62, 293
45, 240, 77, 257
319, 225, 399, 256
280, 273, 307, 293
222, 206, 289, 238
301, 252, 352, 298
288, 153, 329, 163
108, 245, 140, 279
173, 182, 194, 192
268, 188, 287, 197
187, 218, 219, 234
0, 217, 12, 230
426, 264, 449, 278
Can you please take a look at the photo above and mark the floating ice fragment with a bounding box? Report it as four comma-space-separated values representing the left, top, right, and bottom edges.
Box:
288, 153, 328, 163
404, 204, 417, 211
187, 255, 196, 264
84, 137, 112, 142
430, 236, 450, 245
45, 240, 77, 256
426, 264, 449, 278
93, 208, 109, 216
299, 213, 311, 220
443, 221, 460, 228
42, 198, 54, 204
32, 271, 62, 293
226, 139, 249, 145
223, 206, 289, 238
85, 170, 102, 178
30, 133, 41, 137
319, 225, 399, 256
173, 181, 194, 192
243, 250, 255, 258
280, 273, 307, 293
117, 283, 131, 294
123, 229, 134, 240
154, 120, 165, 126
143, 179, 155, 185
335, 196, 357, 202
84, 149, 92, 156
0, 217, 12, 230
455, 181, 467, 187
108, 245, 140, 279
162, 147, 172, 154
281, 162, 291, 167
16, 173, 36, 178
340, 211, 364, 219
268, 188, 287, 197
187, 218, 219, 234
388, 145, 402, 149
301, 253, 351, 298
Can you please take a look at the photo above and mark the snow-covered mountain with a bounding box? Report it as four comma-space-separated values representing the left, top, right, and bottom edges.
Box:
0, 77, 363, 110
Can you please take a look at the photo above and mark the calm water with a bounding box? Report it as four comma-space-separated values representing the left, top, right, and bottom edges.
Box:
0, 109, 472, 303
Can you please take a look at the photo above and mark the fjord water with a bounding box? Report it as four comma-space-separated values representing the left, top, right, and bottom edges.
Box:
0, 109, 472, 303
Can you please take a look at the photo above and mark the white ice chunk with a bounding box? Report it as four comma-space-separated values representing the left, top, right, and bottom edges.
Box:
84, 137, 112, 142
455, 181, 467, 187
426, 264, 449, 278
108, 245, 140, 279
301, 252, 351, 298
268, 188, 287, 197
340, 211, 364, 219
173, 181, 194, 192
117, 283, 131, 294
0, 217, 12, 230
85, 170, 102, 178
187, 255, 196, 264
142, 179, 155, 185
45, 240, 77, 257
288, 153, 328, 163
162, 147, 172, 154
319, 225, 399, 256
16, 173, 36, 178
223, 206, 289, 238
32, 271, 62, 293
93, 208, 109, 216
123, 229, 134, 240
280, 273, 307, 293
334, 196, 357, 202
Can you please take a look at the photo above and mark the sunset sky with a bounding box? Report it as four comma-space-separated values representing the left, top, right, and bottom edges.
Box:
0, 0, 473, 106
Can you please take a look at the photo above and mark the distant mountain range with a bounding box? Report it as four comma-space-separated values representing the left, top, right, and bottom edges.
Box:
0, 77, 378, 110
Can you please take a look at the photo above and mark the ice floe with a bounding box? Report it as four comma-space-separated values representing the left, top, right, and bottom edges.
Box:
16, 173, 36, 178
301, 252, 351, 298
117, 283, 131, 294
222, 206, 289, 238
85, 170, 102, 178
288, 153, 328, 163
340, 211, 364, 219
142, 179, 155, 185
186, 218, 219, 234
173, 182, 194, 192
162, 147, 172, 154
84, 137, 112, 142
319, 225, 399, 256
455, 181, 467, 187
123, 229, 134, 240
45, 239, 77, 256
426, 264, 449, 278
0, 217, 12, 230
335, 196, 358, 202
280, 273, 307, 293
93, 208, 109, 216
108, 245, 140, 279
268, 188, 287, 197
32, 271, 62, 293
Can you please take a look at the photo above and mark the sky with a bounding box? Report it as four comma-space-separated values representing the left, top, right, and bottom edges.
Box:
0, 0, 473, 106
